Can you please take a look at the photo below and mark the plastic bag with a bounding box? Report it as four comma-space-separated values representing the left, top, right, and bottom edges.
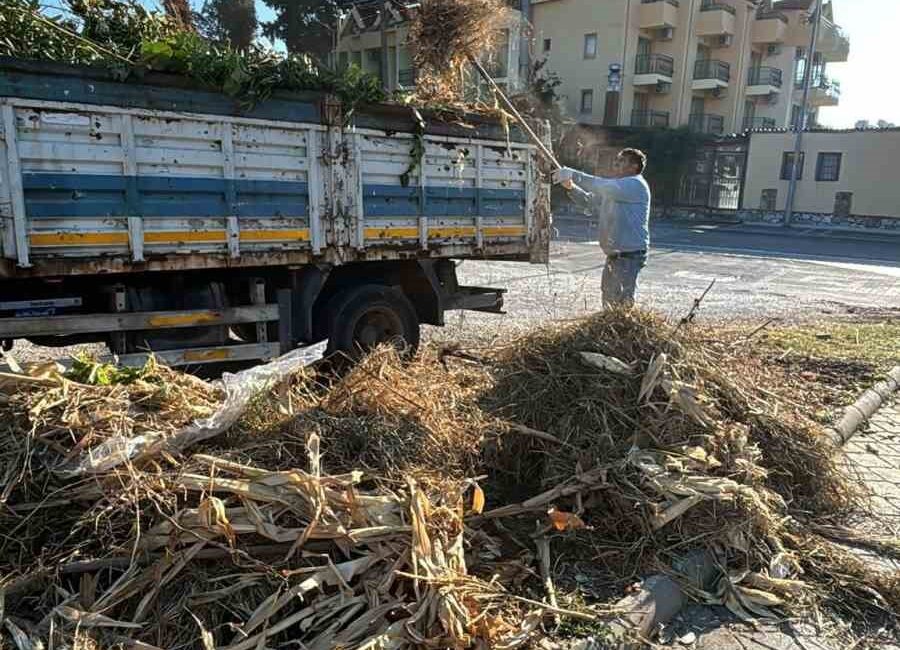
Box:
62, 341, 327, 476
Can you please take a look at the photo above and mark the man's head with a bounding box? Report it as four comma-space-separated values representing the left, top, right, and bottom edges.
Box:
613, 148, 647, 178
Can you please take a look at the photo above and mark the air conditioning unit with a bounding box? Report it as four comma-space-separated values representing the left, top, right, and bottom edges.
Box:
654, 81, 672, 94
658, 27, 674, 41
711, 87, 726, 99
767, 44, 782, 56
714, 34, 734, 48
762, 92, 779, 105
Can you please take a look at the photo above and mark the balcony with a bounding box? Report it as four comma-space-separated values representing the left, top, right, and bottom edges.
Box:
808, 77, 841, 107
793, 18, 850, 63
640, 0, 679, 29
633, 54, 675, 86
742, 116, 776, 131
631, 110, 671, 127
689, 113, 725, 134
752, 10, 787, 43
692, 58, 730, 91
746, 66, 783, 95
819, 22, 850, 63
696, 0, 736, 36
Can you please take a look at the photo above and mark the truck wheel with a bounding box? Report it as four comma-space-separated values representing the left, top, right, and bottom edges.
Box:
326, 284, 420, 358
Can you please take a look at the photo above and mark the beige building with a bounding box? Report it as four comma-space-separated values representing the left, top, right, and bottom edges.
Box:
743, 129, 899, 218
530, 0, 849, 133
333, 1, 526, 95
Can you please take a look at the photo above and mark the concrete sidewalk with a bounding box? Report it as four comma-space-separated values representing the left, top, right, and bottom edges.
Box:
845, 399, 900, 526
657, 215, 900, 242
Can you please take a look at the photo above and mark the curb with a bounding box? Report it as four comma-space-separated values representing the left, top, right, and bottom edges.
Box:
827, 366, 900, 446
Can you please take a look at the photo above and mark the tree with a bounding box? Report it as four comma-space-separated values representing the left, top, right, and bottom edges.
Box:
261, 0, 340, 59
162, 0, 194, 30
198, 0, 258, 50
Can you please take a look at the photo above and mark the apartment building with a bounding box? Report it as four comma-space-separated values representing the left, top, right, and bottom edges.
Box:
530, 0, 849, 133
333, 0, 526, 95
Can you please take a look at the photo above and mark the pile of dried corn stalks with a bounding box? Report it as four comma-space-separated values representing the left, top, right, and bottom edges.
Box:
1, 309, 897, 649
0, 353, 547, 649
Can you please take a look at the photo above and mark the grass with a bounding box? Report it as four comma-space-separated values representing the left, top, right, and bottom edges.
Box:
760, 321, 900, 371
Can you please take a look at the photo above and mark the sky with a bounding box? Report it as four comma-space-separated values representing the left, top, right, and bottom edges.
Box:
55, 0, 895, 128
818, 0, 900, 128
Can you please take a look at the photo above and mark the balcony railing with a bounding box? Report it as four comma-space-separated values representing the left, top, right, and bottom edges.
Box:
694, 59, 731, 82
635, 53, 675, 77
796, 72, 842, 98
820, 77, 841, 99
756, 9, 788, 23
742, 116, 776, 131
747, 66, 783, 87
641, 0, 679, 5
398, 68, 416, 86
689, 113, 725, 134
700, 0, 736, 15
631, 110, 671, 127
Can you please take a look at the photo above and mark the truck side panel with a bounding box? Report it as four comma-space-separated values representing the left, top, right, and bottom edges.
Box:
0, 96, 542, 278
355, 130, 531, 250
5, 105, 320, 261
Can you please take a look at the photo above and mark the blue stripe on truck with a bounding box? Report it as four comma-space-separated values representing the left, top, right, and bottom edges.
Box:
362, 184, 526, 218
21, 174, 528, 220
22, 173, 310, 219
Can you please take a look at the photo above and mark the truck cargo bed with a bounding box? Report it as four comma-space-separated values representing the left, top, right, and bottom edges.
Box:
0, 58, 550, 278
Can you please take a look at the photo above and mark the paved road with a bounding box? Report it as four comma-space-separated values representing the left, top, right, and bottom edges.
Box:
10, 222, 899, 358
438, 222, 900, 342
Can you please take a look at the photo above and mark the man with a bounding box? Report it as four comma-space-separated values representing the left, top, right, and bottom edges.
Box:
553, 148, 651, 308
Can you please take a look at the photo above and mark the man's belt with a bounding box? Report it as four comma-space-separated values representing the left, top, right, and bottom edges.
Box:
608, 250, 647, 260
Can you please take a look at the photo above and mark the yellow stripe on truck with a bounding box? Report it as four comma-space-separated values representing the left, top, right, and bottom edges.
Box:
482, 226, 526, 237
30, 232, 129, 247
183, 348, 233, 362
239, 229, 310, 242
29, 229, 312, 247
144, 231, 227, 244
148, 311, 221, 328
364, 225, 526, 240
364, 227, 420, 240
30, 226, 521, 248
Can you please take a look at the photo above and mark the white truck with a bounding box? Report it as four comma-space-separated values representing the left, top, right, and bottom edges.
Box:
0, 58, 550, 365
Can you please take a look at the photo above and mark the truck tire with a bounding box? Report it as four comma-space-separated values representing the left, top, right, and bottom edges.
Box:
325, 284, 420, 358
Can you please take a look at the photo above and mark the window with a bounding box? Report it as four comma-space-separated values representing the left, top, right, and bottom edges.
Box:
580, 89, 594, 114
543, 38, 551, 53
780, 152, 805, 180
816, 152, 842, 181
584, 33, 598, 59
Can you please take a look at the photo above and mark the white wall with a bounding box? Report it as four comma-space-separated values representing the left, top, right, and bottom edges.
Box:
744, 130, 900, 217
